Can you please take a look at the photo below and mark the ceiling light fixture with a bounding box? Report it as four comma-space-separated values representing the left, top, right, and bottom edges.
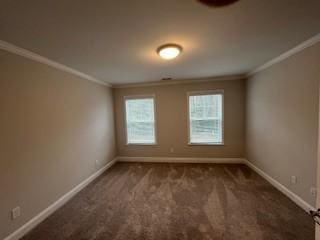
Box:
197, 0, 239, 7
162, 77, 172, 81
157, 44, 182, 60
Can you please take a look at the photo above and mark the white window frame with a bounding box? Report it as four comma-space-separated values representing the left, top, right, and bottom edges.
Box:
187, 90, 224, 145
124, 94, 157, 145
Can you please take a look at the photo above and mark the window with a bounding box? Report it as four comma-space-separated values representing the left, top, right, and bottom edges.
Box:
125, 96, 156, 144
188, 91, 223, 145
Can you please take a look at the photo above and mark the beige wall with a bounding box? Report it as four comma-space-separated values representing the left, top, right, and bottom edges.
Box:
246, 42, 320, 206
2, 39, 318, 239
317, 85, 320, 239
0, 50, 116, 239
114, 79, 245, 158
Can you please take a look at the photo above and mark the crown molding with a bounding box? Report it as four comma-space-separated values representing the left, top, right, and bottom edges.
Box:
4, 33, 319, 87
0, 39, 112, 87
112, 74, 246, 89
248, 33, 320, 77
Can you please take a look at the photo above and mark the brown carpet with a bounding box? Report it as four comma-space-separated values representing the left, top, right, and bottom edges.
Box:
22, 163, 314, 240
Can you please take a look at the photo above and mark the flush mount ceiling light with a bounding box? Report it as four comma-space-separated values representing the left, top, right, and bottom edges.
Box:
197, 0, 239, 7
157, 44, 182, 60
162, 77, 172, 81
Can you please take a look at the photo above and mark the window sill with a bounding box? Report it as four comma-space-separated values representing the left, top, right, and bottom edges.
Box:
126, 143, 158, 146
188, 143, 225, 146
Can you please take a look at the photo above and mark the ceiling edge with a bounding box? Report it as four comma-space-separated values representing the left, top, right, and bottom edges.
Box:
247, 33, 320, 77
0, 39, 112, 87
112, 75, 246, 89
3, 32, 319, 87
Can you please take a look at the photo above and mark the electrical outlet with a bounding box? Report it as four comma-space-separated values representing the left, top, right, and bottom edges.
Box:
11, 207, 21, 220
310, 187, 317, 197
290, 176, 297, 185
170, 147, 174, 153
95, 160, 99, 166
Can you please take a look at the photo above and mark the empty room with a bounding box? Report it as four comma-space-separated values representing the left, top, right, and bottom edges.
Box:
1, 0, 320, 239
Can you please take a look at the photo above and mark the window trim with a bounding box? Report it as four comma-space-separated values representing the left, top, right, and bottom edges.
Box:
187, 90, 225, 146
123, 94, 158, 146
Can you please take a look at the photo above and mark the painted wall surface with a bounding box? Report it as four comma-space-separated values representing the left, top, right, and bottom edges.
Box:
246, 42, 320, 206
0, 49, 116, 239
2, 38, 319, 239
316, 85, 320, 239
114, 79, 246, 158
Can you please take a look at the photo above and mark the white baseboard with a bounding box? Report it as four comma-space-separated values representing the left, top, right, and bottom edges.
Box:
3, 156, 314, 240
3, 158, 117, 240
244, 159, 315, 213
117, 156, 246, 164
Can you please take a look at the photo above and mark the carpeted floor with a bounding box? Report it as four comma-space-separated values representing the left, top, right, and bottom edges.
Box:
22, 163, 314, 240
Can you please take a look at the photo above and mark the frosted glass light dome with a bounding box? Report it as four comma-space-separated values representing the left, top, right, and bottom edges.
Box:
157, 44, 182, 60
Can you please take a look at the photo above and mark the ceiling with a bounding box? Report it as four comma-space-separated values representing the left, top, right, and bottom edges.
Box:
0, 0, 319, 85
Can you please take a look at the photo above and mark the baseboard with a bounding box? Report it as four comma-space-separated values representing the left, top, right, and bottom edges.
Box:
3, 158, 117, 240
3, 157, 314, 240
244, 159, 315, 213
117, 156, 246, 164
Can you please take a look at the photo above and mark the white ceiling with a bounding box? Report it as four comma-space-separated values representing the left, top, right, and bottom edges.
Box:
0, 0, 319, 85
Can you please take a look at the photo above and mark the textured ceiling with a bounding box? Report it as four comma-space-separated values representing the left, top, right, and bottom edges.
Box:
0, 0, 319, 85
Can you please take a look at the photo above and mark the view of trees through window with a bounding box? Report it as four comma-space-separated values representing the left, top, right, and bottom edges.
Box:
189, 93, 223, 144
125, 97, 155, 144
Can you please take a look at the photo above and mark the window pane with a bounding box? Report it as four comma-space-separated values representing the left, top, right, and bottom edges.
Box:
125, 98, 155, 144
189, 94, 223, 144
